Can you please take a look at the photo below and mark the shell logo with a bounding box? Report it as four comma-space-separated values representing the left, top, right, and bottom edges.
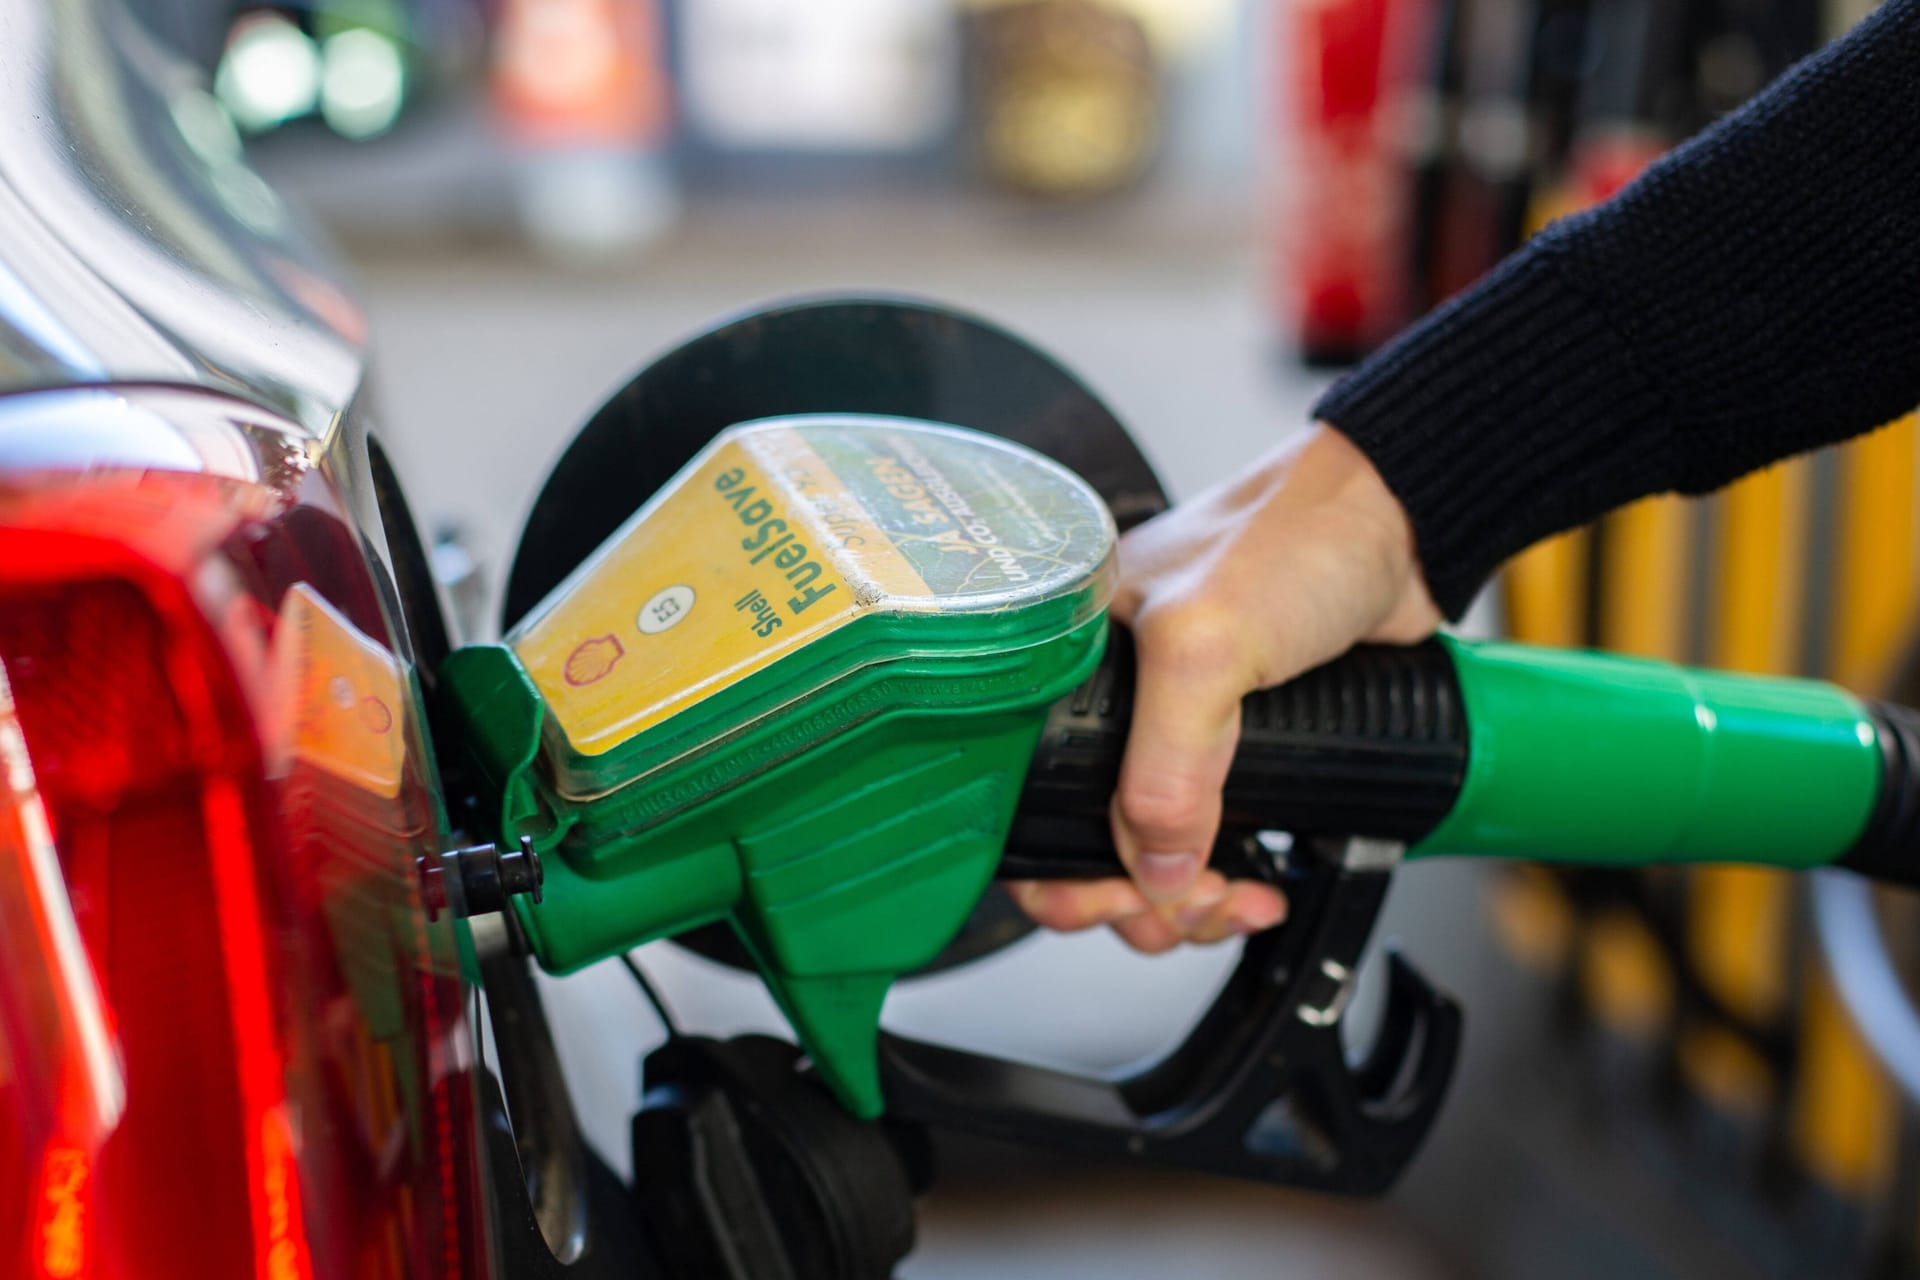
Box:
565, 635, 624, 686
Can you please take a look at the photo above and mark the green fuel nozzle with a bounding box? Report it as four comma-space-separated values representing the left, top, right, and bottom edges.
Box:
443, 413, 1920, 1121
447, 415, 1118, 1115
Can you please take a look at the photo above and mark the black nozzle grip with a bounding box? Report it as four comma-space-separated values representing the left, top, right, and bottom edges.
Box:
1001, 630, 1470, 881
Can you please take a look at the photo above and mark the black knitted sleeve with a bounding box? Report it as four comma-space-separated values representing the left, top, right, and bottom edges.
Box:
1313, 0, 1920, 619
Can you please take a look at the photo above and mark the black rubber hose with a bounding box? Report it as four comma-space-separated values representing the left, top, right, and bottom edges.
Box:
1839, 701, 1920, 887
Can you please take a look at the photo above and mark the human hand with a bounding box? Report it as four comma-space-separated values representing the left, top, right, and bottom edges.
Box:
1007, 424, 1441, 952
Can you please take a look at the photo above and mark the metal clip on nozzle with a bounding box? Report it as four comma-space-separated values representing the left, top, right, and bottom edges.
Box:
419, 836, 545, 922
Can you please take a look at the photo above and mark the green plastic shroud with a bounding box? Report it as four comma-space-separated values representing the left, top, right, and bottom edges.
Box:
444, 415, 1117, 1116
1414, 636, 1883, 869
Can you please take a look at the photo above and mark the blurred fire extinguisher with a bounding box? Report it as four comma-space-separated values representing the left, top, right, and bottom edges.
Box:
1275, 0, 1431, 367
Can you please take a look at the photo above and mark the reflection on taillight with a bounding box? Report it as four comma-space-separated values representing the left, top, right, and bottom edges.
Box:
34, 1144, 88, 1280
203, 771, 314, 1280
1, 656, 121, 1280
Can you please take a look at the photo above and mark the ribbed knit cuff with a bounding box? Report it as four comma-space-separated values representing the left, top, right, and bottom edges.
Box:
1313, 245, 1672, 620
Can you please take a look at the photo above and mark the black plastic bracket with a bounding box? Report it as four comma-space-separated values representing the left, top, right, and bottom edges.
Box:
879, 849, 1461, 1196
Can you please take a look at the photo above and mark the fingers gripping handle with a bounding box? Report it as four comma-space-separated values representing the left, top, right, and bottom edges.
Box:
1001, 629, 1471, 881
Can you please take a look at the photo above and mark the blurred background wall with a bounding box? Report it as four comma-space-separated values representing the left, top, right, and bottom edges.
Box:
140, 0, 1920, 1275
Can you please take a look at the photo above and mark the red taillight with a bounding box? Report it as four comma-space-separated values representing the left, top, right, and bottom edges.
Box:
0, 391, 491, 1280
0, 528, 311, 1278
1, 466, 479, 1280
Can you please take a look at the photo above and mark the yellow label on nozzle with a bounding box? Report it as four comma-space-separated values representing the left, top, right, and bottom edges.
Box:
508, 417, 1117, 774
514, 435, 890, 758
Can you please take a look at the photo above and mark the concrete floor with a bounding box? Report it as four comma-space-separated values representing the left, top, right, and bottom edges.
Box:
347, 204, 1473, 1278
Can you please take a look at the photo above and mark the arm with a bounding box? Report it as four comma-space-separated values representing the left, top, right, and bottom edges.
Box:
1321, 0, 1920, 616
1013, 0, 1920, 947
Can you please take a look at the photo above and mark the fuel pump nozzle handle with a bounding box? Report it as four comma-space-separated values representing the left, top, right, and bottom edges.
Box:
1003, 631, 1466, 881
1003, 628, 1920, 889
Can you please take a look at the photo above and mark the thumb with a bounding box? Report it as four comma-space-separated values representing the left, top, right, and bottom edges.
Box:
1110, 614, 1245, 904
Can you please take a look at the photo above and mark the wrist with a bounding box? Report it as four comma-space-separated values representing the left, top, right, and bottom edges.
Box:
1303, 423, 1441, 639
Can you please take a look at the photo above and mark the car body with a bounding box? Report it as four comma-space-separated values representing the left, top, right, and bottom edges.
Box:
0, 1, 638, 1274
